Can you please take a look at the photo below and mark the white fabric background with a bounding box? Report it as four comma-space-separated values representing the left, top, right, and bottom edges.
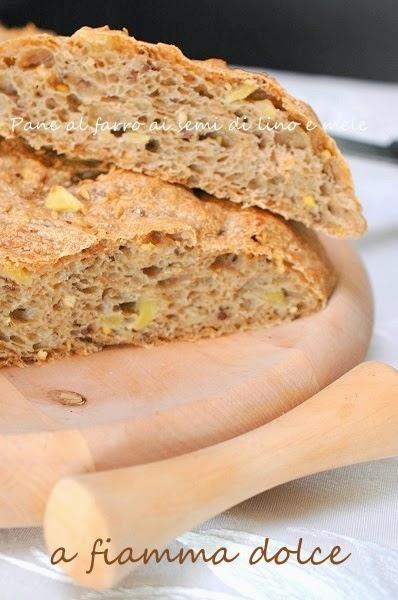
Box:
0, 70, 397, 599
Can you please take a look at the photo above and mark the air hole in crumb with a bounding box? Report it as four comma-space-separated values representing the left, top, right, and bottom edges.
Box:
66, 93, 81, 111
143, 231, 164, 245
186, 175, 199, 186
79, 285, 97, 294
19, 48, 54, 69
217, 309, 228, 320
189, 163, 203, 174
57, 109, 69, 122
10, 308, 34, 322
128, 69, 138, 81
110, 128, 125, 138
162, 76, 176, 86
194, 84, 213, 98
327, 202, 338, 215
210, 253, 238, 269
142, 265, 161, 278
145, 139, 160, 152
118, 302, 137, 315
45, 97, 57, 109
70, 167, 103, 184
181, 132, 193, 142
192, 188, 207, 199
198, 132, 211, 141
0, 80, 17, 95
158, 276, 177, 288
79, 336, 94, 343
4, 56, 15, 67
142, 231, 184, 245
166, 233, 184, 242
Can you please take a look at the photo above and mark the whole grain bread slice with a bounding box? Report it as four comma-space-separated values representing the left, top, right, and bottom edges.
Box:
0, 26, 365, 238
0, 139, 335, 367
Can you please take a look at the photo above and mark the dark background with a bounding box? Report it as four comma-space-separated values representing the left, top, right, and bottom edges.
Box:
1, 0, 397, 82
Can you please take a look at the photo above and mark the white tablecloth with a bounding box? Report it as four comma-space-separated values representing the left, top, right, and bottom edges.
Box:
0, 70, 397, 599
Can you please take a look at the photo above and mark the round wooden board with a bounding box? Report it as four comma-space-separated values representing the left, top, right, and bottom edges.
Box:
0, 238, 373, 528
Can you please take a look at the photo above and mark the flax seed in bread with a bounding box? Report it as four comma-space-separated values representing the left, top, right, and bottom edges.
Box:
0, 27, 365, 238
0, 143, 335, 367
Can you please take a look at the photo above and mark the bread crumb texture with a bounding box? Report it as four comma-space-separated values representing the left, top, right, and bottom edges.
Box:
0, 139, 335, 366
0, 26, 366, 237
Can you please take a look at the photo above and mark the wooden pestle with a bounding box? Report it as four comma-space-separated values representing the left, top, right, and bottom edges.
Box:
44, 361, 398, 589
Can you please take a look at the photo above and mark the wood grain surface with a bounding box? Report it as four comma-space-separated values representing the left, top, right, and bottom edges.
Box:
0, 238, 373, 527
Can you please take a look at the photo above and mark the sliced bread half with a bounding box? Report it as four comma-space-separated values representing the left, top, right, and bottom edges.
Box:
0, 27, 365, 238
0, 145, 335, 366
